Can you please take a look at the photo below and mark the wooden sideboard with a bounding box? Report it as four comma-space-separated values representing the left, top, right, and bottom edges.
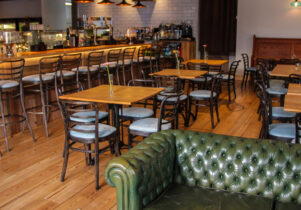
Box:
251, 35, 301, 65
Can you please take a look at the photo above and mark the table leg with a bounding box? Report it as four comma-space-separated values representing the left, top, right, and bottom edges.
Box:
111, 104, 121, 156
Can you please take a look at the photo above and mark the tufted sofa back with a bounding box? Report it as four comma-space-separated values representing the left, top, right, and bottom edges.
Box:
174, 131, 301, 204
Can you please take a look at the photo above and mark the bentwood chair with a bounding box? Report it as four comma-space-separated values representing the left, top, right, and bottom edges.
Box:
101, 49, 122, 85
187, 62, 210, 90
23, 56, 60, 137
120, 47, 136, 85
221, 60, 240, 102
256, 81, 295, 143
72, 51, 104, 89
188, 74, 222, 129
59, 100, 116, 190
0, 59, 35, 156
134, 46, 151, 79
128, 94, 180, 148
241, 53, 258, 87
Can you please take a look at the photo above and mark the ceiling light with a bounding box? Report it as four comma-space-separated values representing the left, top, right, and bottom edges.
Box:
291, 0, 301, 7
75, 0, 94, 3
133, 0, 146, 8
116, 0, 131, 6
97, 0, 114, 4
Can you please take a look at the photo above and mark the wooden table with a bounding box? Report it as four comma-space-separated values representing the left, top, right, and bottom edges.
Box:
182, 59, 229, 66
284, 83, 301, 113
149, 69, 208, 80
270, 65, 301, 77
59, 85, 164, 153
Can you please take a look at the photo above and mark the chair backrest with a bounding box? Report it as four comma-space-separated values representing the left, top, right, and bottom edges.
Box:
39, 56, 60, 75
157, 94, 180, 131
209, 65, 222, 74
227, 60, 240, 79
0, 59, 24, 83
257, 63, 270, 88
137, 46, 149, 63
107, 49, 121, 64
127, 79, 156, 87
154, 75, 182, 95
241, 53, 249, 69
187, 62, 209, 71
288, 73, 301, 84
59, 99, 100, 142
210, 74, 222, 98
59, 53, 82, 88
88, 51, 104, 67
122, 48, 136, 64
255, 81, 269, 139
279, 58, 300, 65
296, 114, 301, 144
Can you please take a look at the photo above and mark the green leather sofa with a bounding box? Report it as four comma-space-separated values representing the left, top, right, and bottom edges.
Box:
105, 130, 301, 210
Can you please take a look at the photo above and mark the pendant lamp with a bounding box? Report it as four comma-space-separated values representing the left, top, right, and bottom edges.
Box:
97, 0, 114, 4
75, 0, 94, 3
291, 0, 301, 7
116, 0, 131, 6
133, 0, 146, 8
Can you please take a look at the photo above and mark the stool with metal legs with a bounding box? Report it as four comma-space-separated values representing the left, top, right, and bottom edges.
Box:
23, 56, 60, 137
0, 59, 35, 156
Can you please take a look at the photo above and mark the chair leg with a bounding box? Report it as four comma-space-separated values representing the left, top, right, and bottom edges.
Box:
215, 99, 220, 122
241, 71, 246, 88
6, 92, 13, 137
194, 100, 199, 121
128, 130, 132, 149
233, 80, 237, 98
245, 72, 249, 87
122, 65, 126, 85
60, 139, 69, 182
40, 85, 49, 137
20, 86, 36, 142
227, 83, 231, 102
0, 93, 9, 152
209, 99, 215, 129
94, 142, 99, 190
45, 83, 50, 123
187, 97, 192, 126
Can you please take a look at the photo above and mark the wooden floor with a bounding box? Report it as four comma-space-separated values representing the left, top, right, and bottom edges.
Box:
0, 81, 261, 210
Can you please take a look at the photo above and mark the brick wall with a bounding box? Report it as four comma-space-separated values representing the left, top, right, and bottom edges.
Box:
78, 0, 200, 57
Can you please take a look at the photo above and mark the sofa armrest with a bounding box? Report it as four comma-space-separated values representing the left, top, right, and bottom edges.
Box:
105, 131, 177, 210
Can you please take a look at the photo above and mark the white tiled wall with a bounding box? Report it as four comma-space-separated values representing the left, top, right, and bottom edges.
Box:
78, 0, 200, 57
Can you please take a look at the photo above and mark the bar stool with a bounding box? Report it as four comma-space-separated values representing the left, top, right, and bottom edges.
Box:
120, 47, 136, 85
0, 59, 35, 156
72, 51, 104, 89
101, 49, 121, 85
23, 56, 60, 137
134, 46, 150, 79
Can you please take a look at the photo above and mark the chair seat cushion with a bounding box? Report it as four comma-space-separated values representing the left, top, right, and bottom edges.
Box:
270, 79, 285, 88
47, 70, 75, 78
269, 123, 295, 139
157, 94, 187, 102
272, 107, 296, 118
70, 123, 116, 139
266, 87, 287, 95
208, 71, 220, 75
72, 66, 98, 73
119, 107, 154, 119
192, 76, 212, 82
100, 61, 118, 68
190, 90, 217, 99
70, 111, 108, 123
145, 184, 273, 210
0, 80, 19, 89
246, 67, 257, 71
221, 74, 234, 80
129, 118, 171, 133
23, 74, 54, 83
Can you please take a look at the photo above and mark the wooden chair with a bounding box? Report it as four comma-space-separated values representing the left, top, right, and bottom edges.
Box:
101, 49, 122, 85
221, 60, 240, 102
188, 74, 222, 129
120, 47, 136, 85
186, 62, 210, 90
59, 99, 117, 190
128, 94, 180, 148
241, 53, 258, 87
0, 59, 35, 156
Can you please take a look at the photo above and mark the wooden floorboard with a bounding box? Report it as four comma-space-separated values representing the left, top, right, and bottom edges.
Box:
0, 81, 261, 210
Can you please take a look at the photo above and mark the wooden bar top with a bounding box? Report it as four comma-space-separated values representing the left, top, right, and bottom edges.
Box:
59, 85, 164, 106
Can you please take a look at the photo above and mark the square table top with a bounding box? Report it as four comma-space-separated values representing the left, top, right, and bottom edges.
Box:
182, 59, 229, 66
59, 85, 164, 106
149, 69, 208, 80
270, 64, 301, 77
284, 83, 301, 113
